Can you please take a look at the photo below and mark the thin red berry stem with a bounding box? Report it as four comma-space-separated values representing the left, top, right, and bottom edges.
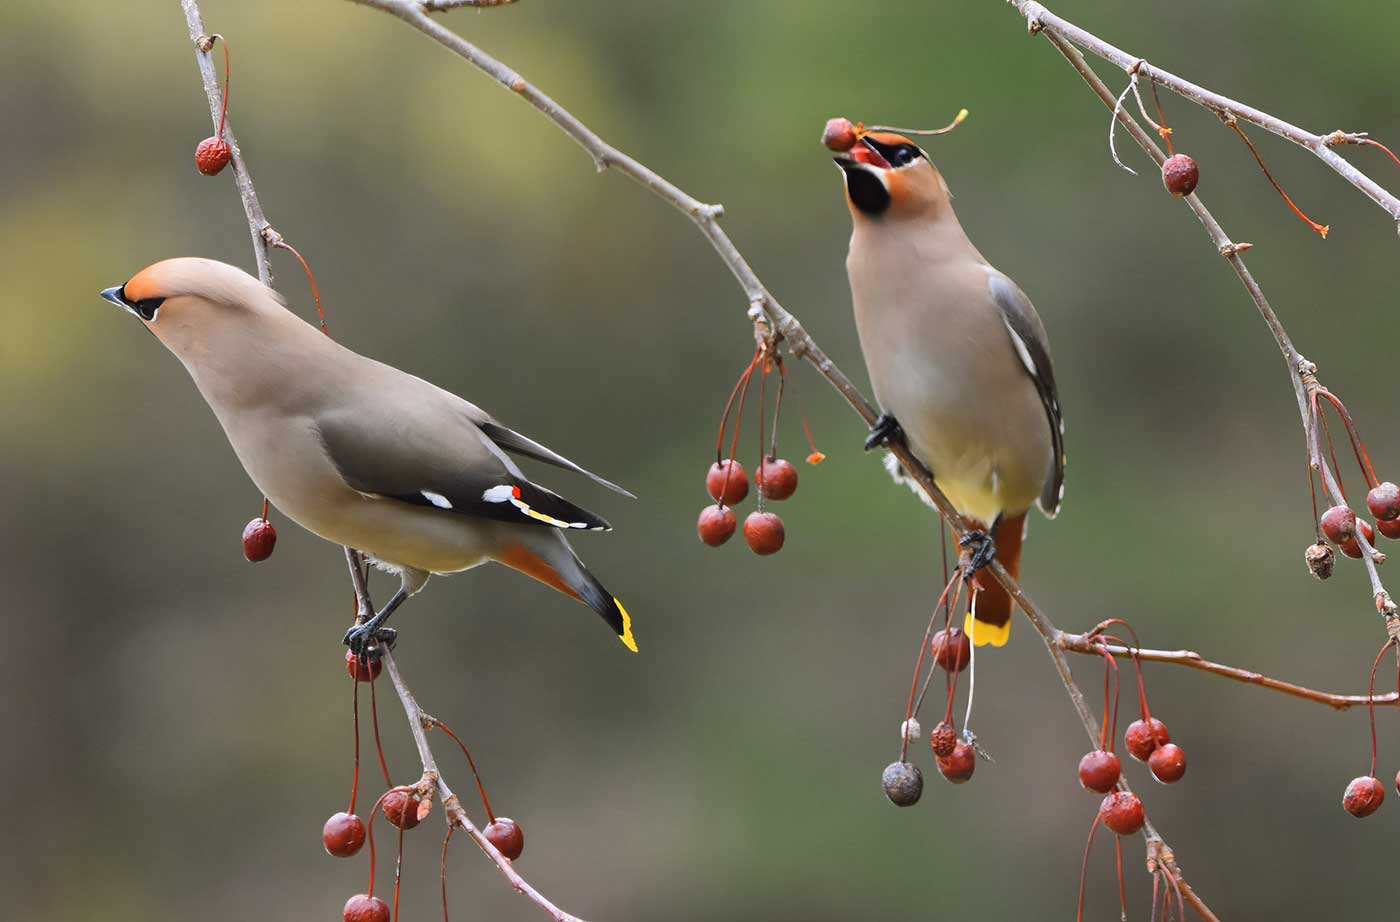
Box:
214, 37, 229, 139
899, 570, 962, 760
1115, 836, 1127, 921
1318, 408, 1347, 503
393, 819, 405, 922
1076, 811, 1102, 922
714, 351, 759, 462
1317, 389, 1378, 488
430, 719, 495, 822
1150, 79, 1173, 156
1365, 638, 1394, 776
260, 496, 269, 521
369, 672, 393, 788
1227, 119, 1329, 237
363, 785, 414, 899
349, 666, 362, 814
1098, 645, 1121, 752
719, 355, 759, 503
273, 240, 329, 335
440, 826, 455, 922
755, 357, 768, 511
1358, 137, 1400, 168
767, 356, 787, 460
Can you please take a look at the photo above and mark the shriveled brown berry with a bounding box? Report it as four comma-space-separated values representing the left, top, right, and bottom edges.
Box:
1124, 717, 1170, 762
1305, 542, 1335, 579
696, 504, 737, 547
195, 136, 232, 176
1161, 153, 1199, 196
1378, 518, 1400, 540
930, 627, 971, 673
936, 741, 976, 783
1368, 482, 1400, 522
322, 812, 366, 858
1148, 743, 1187, 784
822, 117, 859, 152
1099, 791, 1145, 835
343, 894, 390, 922
485, 817, 525, 859
930, 721, 958, 758
756, 457, 798, 501
1078, 750, 1122, 794
345, 649, 382, 682
1320, 505, 1358, 545
1340, 519, 1375, 559
242, 517, 277, 561
706, 460, 749, 505
743, 511, 785, 555
881, 760, 923, 806
1343, 776, 1385, 817
382, 790, 423, 830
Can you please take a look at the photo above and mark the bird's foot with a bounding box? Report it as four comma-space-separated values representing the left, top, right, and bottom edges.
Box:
864, 413, 905, 451
343, 620, 397, 655
959, 529, 997, 572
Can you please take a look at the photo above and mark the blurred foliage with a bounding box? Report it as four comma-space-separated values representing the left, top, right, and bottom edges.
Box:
3, 1, 1400, 919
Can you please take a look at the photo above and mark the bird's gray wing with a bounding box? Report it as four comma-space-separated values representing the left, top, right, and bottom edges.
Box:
479, 421, 635, 498
988, 270, 1065, 517
315, 404, 611, 532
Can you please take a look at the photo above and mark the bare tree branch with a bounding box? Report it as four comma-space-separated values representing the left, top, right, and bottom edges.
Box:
1058, 631, 1400, 710
1008, 0, 1400, 230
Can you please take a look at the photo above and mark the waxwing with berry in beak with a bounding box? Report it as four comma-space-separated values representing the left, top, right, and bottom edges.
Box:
833, 130, 1065, 646
100, 258, 637, 653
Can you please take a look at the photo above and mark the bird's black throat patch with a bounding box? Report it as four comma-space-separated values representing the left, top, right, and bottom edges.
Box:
844, 166, 890, 216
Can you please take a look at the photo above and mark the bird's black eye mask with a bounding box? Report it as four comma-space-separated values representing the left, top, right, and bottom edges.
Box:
862, 135, 924, 168
101, 284, 165, 321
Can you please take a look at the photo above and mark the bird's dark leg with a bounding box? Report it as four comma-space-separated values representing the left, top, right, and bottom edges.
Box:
343, 586, 409, 654
959, 527, 997, 572
864, 413, 905, 451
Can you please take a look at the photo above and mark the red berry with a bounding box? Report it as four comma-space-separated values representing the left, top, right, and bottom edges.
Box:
1305, 542, 1335, 579
696, 504, 737, 547
1320, 505, 1357, 545
1148, 743, 1187, 784
1340, 519, 1375, 559
1124, 718, 1170, 762
706, 460, 749, 505
1078, 750, 1122, 794
1378, 518, 1400, 540
822, 117, 859, 152
742, 511, 785, 555
241, 517, 277, 561
1393, 768, 1400, 797
382, 790, 423, 830
1367, 482, 1400, 522
1161, 153, 1199, 196
345, 649, 382, 682
485, 817, 525, 860
936, 741, 976, 784
1099, 791, 1145, 835
195, 136, 232, 176
930, 721, 958, 758
881, 760, 923, 807
1343, 776, 1385, 817
322, 812, 366, 858
342, 894, 390, 922
930, 628, 971, 673
756, 458, 798, 500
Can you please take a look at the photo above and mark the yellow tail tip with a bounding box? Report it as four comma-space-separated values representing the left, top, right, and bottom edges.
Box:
964, 611, 1010, 648
615, 598, 638, 652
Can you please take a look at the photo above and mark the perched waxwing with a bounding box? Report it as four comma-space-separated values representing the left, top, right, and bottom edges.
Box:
99, 258, 637, 653
834, 131, 1065, 647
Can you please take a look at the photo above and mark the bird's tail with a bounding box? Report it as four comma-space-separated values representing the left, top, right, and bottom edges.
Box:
496, 534, 637, 653
963, 512, 1025, 647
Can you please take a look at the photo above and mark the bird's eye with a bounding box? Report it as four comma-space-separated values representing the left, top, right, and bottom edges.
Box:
134, 297, 165, 321
891, 145, 919, 167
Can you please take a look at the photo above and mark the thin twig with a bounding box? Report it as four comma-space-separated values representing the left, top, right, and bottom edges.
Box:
1009, 0, 1400, 230
1057, 632, 1400, 710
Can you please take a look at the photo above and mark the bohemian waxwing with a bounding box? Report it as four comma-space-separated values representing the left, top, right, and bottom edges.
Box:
99, 258, 637, 653
834, 132, 1065, 646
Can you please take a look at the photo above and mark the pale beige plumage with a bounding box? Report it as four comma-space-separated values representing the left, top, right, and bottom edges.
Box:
835, 133, 1064, 645
100, 258, 636, 652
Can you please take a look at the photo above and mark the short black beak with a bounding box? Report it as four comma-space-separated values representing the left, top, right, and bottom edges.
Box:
100, 285, 128, 309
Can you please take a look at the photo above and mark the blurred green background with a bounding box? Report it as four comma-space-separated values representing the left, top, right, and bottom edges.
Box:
5, 1, 1400, 918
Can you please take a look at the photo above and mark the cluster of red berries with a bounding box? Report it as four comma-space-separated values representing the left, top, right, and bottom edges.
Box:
325, 648, 525, 921
697, 346, 823, 556
194, 36, 233, 176
883, 571, 985, 806
1310, 482, 1400, 576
